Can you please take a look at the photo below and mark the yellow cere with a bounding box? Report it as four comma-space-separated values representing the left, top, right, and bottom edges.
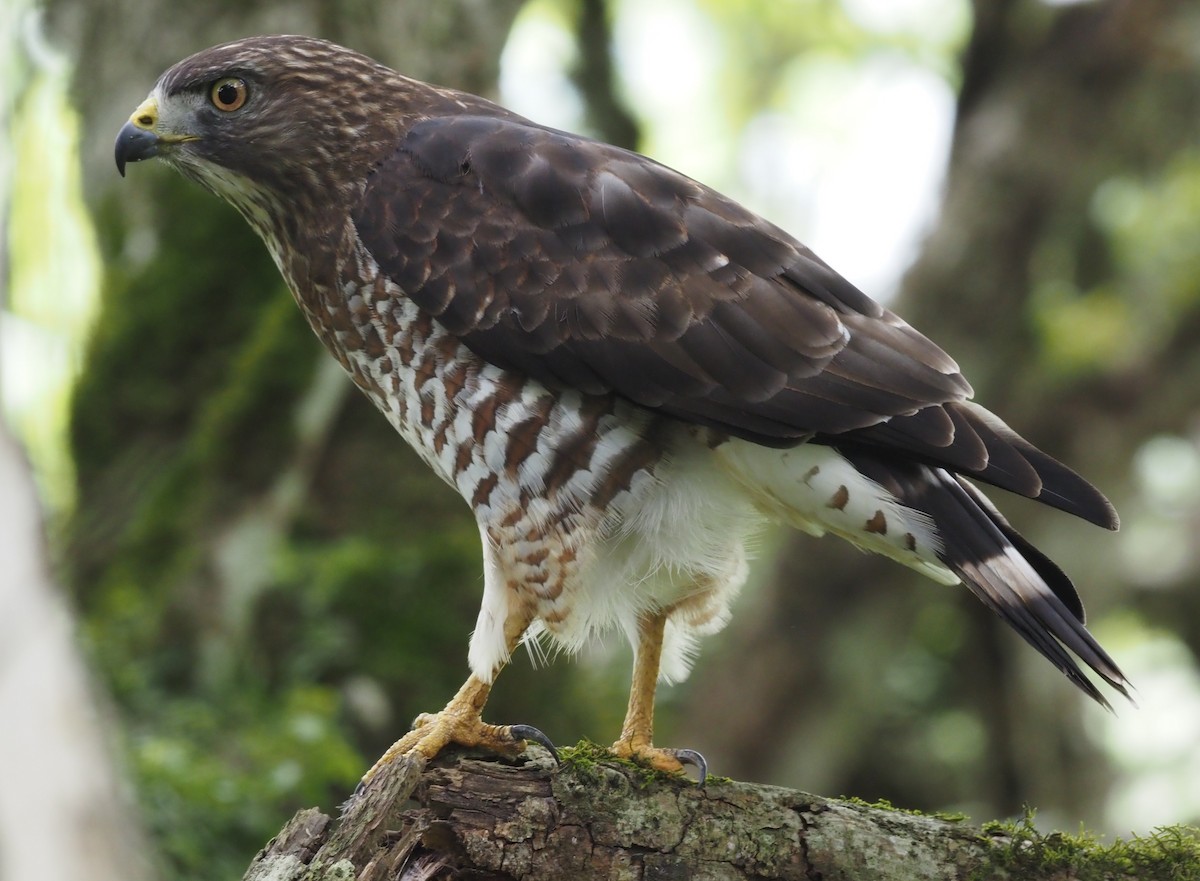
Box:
130, 96, 157, 129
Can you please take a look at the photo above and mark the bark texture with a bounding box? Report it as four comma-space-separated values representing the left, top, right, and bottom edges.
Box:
243, 749, 995, 881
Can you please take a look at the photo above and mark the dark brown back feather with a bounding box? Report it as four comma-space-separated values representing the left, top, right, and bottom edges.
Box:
352, 112, 1116, 527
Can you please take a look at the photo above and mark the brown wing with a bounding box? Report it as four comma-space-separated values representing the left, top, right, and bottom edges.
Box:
352, 113, 1116, 529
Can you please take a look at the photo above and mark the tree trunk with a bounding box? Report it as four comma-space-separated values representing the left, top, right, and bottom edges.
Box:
0, 422, 153, 881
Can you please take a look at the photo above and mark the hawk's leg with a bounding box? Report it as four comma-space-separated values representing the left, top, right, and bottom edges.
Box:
610, 610, 708, 782
360, 610, 556, 785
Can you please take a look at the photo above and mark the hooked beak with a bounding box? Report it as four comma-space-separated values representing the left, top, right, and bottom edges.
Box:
115, 95, 197, 176
115, 121, 160, 177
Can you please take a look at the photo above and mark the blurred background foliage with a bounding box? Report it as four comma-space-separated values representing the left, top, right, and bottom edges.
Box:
4, 0, 1200, 878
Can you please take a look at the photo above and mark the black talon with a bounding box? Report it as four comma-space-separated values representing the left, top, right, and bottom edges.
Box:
670, 748, 708, 785
510, 724, 560, 763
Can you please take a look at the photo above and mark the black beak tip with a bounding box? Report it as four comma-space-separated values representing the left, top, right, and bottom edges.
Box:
115, 121, 160, 177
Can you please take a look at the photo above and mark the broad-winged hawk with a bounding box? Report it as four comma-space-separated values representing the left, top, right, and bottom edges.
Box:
115, 35, 1128, 781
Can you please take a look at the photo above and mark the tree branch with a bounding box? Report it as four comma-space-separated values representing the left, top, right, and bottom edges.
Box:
243, 744, 1200, 879
242, 745, 1006, 880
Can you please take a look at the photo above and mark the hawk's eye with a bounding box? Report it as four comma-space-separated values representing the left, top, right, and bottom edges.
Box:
210, 77, 248, 112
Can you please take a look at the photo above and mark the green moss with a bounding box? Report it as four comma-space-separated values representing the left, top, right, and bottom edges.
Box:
840, 795, 969, 824
973, 810, 1200, 881
559, 739, 703, 790
557, 737, 611, 768
560, 739, 643, 785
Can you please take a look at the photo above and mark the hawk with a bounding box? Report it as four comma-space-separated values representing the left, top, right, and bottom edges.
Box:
115, 35, 1129, 782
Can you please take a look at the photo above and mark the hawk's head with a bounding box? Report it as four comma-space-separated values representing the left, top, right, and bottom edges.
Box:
115, 36, 414, 229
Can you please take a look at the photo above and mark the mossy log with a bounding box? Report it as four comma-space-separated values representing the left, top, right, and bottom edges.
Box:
240, 743, 1197, 881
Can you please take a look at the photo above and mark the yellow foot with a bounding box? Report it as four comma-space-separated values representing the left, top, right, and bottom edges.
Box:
362, 713, 557, 787
610, 738, 708, 783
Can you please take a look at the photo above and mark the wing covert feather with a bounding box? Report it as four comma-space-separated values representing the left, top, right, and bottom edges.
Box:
352, 111, 1115, 526
354, 114, 965, 433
